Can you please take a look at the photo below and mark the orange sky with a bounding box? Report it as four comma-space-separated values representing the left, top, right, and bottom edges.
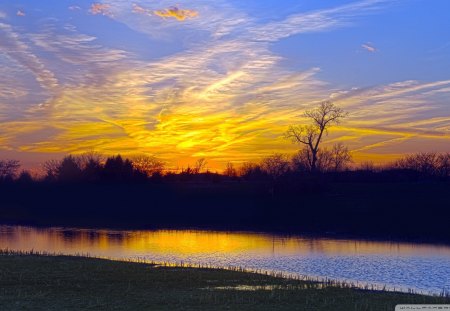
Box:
1, 1, 449, 171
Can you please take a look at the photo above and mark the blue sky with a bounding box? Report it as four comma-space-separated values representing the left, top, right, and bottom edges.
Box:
0, 0, 449, 170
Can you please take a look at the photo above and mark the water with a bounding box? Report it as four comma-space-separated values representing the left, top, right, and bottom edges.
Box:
1, 225, 449, 295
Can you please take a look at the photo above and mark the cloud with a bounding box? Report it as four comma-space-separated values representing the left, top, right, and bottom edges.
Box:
246, 0, 391, 42
89, 3, 113, 17
0, 22, 58, 91
0, 64, 29, 100
0, 11, 6, 19
154, 6, 199, 21
16, 10, 26, 17
132, 4, 152, 16
362, 43, 377, 52
97, 0, 250, 39
328, 79, 450, 156
69, 6, 81, 11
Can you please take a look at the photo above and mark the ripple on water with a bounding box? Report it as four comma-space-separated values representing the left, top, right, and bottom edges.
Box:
0, 225, 449, 295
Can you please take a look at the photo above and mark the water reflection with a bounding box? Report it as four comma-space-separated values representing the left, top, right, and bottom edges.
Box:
1, 225, 449, 294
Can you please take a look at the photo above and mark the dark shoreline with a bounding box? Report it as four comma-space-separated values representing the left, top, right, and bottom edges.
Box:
1, 180, 450, 245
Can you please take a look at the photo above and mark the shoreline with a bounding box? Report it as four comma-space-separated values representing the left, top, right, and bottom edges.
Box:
2, 181, 450, 245
1, 253, 449, 310
0, 249, 446, 297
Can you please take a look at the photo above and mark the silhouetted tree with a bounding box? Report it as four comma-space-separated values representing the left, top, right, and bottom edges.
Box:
132, 155, 165, 177
17, 170, 33, 183
437, 153, 450, 177
0, 159, 20, 181
57, 156, 82, 182
393, 152, 450, 177
193, 158, 207, 174
291, 143, 351, 173
82, 158, 103, 182
224, 162, 237, 178
359, 161, 376, 172
291, 148, 312, 173
286, 101, 347, 172
261, 154, 290, 180
77, 152, 104, 169
239, 162, 266, 180
102, 155, 136, 181
330, 143, 352, 172
43, 159, 60, 181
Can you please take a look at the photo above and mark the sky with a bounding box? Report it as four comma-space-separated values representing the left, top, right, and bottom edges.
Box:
0, 0, 449, 171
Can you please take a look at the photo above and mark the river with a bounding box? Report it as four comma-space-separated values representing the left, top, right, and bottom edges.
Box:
0, 225, 449, 295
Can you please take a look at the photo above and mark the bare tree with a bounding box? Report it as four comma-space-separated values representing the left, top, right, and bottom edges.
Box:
43, 159, 60, 180
330, 143, 352, 172
291, 148, 312, 172
77, 151, 104, 170
286, 101, 347, 172
291, 144, 351, 173
393, 152, 450, 177
192, 158, 207, 174
292, 147, 331, 172
437, 153, 450, 177
0, 159, 20, 180
261, 154, 290, 179
224, 162, 237, 177
132, 155, 165, 177
239, 162, 264, 179
359, 161, 376, 172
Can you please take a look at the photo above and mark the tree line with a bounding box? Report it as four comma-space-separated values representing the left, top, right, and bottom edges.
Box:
1, 101, 449, 183
1, 150, 450, 184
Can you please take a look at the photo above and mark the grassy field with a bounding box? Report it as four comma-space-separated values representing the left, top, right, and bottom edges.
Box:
0, 254, 449, 310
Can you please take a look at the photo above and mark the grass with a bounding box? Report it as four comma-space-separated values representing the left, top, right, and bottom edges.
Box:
0, 254, 449, 310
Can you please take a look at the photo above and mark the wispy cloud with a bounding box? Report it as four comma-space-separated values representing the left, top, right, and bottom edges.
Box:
0, 22, 58, 91
69, 6, 81, 11
0, 11, 6, 19
89, 3, 113, 17
362, 42, 377, 52
154, 6, 199, 21
246, 0, 391, 42
16, 10, 26, 17
132, 4, 152, 16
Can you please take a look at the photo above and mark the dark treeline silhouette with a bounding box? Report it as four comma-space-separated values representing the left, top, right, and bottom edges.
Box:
2, 151, 450, 184
1, 151, 450, 244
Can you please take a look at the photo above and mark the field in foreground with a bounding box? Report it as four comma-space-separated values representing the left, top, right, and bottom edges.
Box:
0, 255, 449, 311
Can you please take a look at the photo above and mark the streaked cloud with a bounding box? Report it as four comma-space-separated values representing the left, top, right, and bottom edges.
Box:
246, 0, 391, 42
132, 4, 151, 16
362, 43, 377, 52
89, 3, 113, 17
69, 6, 81, 11
0, 22, 58, 91
154, 6, 199, 21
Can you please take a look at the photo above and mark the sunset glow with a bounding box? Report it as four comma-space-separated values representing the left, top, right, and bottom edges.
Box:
1, 0, 449, 170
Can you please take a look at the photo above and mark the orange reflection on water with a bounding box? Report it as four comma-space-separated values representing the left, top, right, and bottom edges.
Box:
1, 226, 450, 258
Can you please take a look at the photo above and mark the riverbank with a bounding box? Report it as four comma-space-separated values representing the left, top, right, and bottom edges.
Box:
0, 254, 448, 311
1, 180, 450, 244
